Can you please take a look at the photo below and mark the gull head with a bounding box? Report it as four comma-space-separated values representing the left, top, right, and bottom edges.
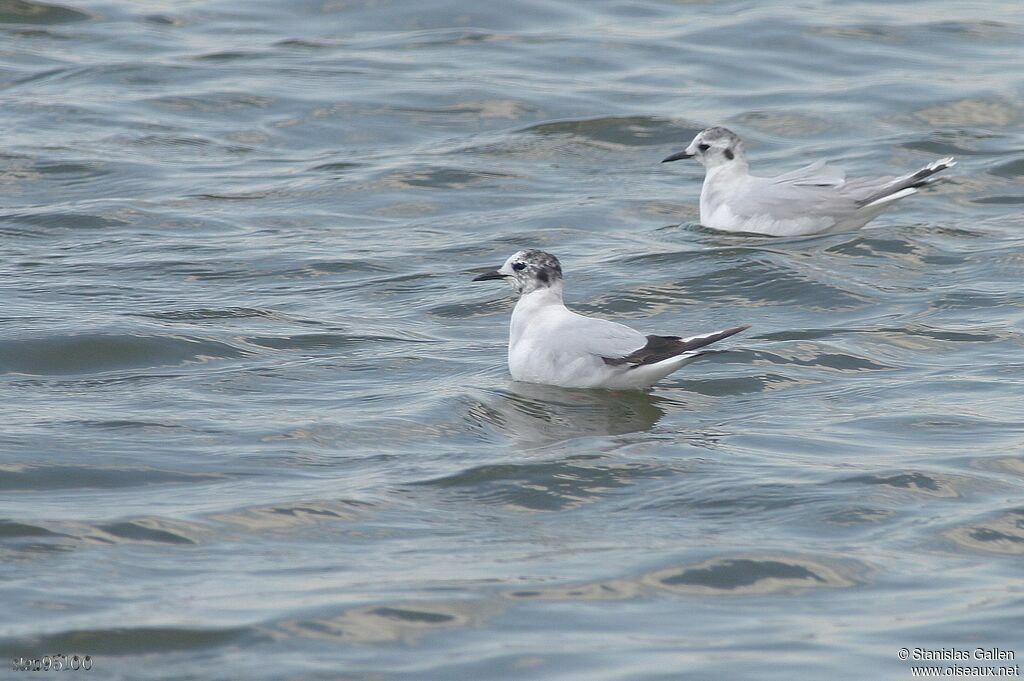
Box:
662, 126, 746, 169
473, 249, 563, 295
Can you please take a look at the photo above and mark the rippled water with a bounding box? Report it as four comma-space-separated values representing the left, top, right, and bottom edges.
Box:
3, 0, 1024, 678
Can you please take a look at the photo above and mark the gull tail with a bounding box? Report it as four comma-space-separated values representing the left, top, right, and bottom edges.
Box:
858, 156, 956, 209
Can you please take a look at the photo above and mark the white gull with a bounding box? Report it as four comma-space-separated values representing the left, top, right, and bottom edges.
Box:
662, 126, 955, 237
474, 249, 748, 390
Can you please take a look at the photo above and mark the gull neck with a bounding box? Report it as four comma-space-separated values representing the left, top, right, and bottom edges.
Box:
516, 281, 565, 306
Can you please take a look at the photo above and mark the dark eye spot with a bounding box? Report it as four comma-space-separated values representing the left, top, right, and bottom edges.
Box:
724, 148, 734, 160
512, 262, 526, 271
698, 143, 710, 152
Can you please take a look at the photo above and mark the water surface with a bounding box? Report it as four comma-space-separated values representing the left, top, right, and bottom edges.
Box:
3, 0, 1024, 678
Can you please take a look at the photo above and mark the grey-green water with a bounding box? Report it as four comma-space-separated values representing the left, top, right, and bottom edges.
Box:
3, 0, 1024, 679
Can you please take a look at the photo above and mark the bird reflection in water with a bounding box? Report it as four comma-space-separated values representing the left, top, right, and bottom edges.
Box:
466, 382, 670, 445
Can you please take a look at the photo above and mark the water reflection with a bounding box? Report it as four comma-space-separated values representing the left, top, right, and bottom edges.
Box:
466, 382, 666, 445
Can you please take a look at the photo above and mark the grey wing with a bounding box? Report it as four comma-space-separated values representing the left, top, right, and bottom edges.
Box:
837, 174, 900, 202
772, 159, 846, 187
733, 175, 860, 221
737, 157, 955, 224
770, 156, 955, 207
842, 157, 955, 206
557, 312, 647, 360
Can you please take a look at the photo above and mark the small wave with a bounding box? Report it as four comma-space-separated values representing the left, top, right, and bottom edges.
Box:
522, 116, 700, 148
0, 0, 89, 25
0, 333, 247, 375
0, 464, 226, 491
945, 509, 1024, 555
410, 456, 678, 511
0, 626, 258, 656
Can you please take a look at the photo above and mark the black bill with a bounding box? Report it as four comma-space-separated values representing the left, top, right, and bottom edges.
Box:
661, 150, 694, 163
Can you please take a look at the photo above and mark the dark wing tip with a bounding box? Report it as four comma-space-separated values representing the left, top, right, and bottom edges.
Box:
603, 325, 749, 368
684, 324, 750, 351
